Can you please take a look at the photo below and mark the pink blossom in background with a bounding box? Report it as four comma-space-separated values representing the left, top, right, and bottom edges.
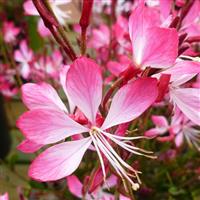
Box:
67, 175, 130, 200
0, 193, 9, 200
14, 40, 33, 79
2, 21, 20, 43
88, 24, 110, 49
145, 109, 200, 150
0, 65, 18, 98
128, 2, 178, 69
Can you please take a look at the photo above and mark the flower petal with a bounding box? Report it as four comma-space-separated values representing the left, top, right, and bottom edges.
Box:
66, 57, 102, 123
101, 78, 158, 130
66, 175, 83, 198
17, 139, 43, 153
152, 115, 168, 127
0, 193, 9, 200
129, 2, 178, 68
145, 128, 167, 137
17, 109, 89, 144
175, 133, 184, 147
170, 88, 200, 125
29, 137, 92, 182
22, 83, 68, 112
136, 27, 178, 68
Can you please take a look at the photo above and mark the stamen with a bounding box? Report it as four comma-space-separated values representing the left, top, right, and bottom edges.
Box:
90, 133, 107, 182
99, 128, 153, 140
94, 134, 140, 190
108, 136, 157, 159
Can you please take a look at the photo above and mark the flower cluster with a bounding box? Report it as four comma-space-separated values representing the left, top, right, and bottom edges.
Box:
0, 0, 199, 199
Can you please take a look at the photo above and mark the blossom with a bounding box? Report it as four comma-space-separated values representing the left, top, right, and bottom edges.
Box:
17, 57, 158, 190
0, 193, 9, 200
2, 21, 20, 43
128, 2, 178, 69
67, 175, 130, 200
172, 109, 200, 150
145, 115, 175, 142
14, 40, 33, 79
145, 109, 200, 150
163, 61, 200, 126
89, 24, 110, 49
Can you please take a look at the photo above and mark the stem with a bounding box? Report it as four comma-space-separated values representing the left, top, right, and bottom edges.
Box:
33, 0, 77, 61
79, 0, 93, 55
81, 28, 87, 55
102, 77, 123, 111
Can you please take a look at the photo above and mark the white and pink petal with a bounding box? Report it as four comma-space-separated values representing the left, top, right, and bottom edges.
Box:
22, 83, 68, 112
17, 109, 89, 144
101, 78, 158, 130
28, 137, 92, 182
66, 57, 102, 123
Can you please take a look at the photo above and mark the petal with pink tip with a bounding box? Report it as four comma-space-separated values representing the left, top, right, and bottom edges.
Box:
17, 139, 43, 153
164, 61, 200, 75
134, 27, 178, 68
101, 78, 158, 130
175, 133, 184, 147
152, 115, 168, 127
29, 137, 92, 182
67, 175, 83, 198
170, 88, 200, 125
66, 57, 102, 123
145, 128, 167, 137
164, 61, 200, 85
129, 2, 160, 42
22, 83, 68, 112
129, 2, 178, 68
17, 109, 89, 144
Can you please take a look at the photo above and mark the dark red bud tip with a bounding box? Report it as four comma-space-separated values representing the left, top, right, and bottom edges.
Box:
79, 0, 94, 30
178, 43, 190, 56
120, 65, 141, 81
186, 36, 200, 43
179, 32, 188, 46
156, 74, 171, 102
169, 16, 180, 28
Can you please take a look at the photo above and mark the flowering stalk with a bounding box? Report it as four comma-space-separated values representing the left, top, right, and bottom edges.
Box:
79, 0, 93, 55
32, 0, 77, 61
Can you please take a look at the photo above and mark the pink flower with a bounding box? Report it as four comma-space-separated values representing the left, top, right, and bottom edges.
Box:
0, 193, 9, 200
181, 0, 200, 37
172, 109, 200, 149
165, 61, 200, 126
33, 50, 63, 80
128, 2, 178, 69
14, 40, 33, 79
2, 21, 20, 43
17, 57, 158, 190
89, 24, 110, 49
153, 60, 200, 126
67, 175, 130, 200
